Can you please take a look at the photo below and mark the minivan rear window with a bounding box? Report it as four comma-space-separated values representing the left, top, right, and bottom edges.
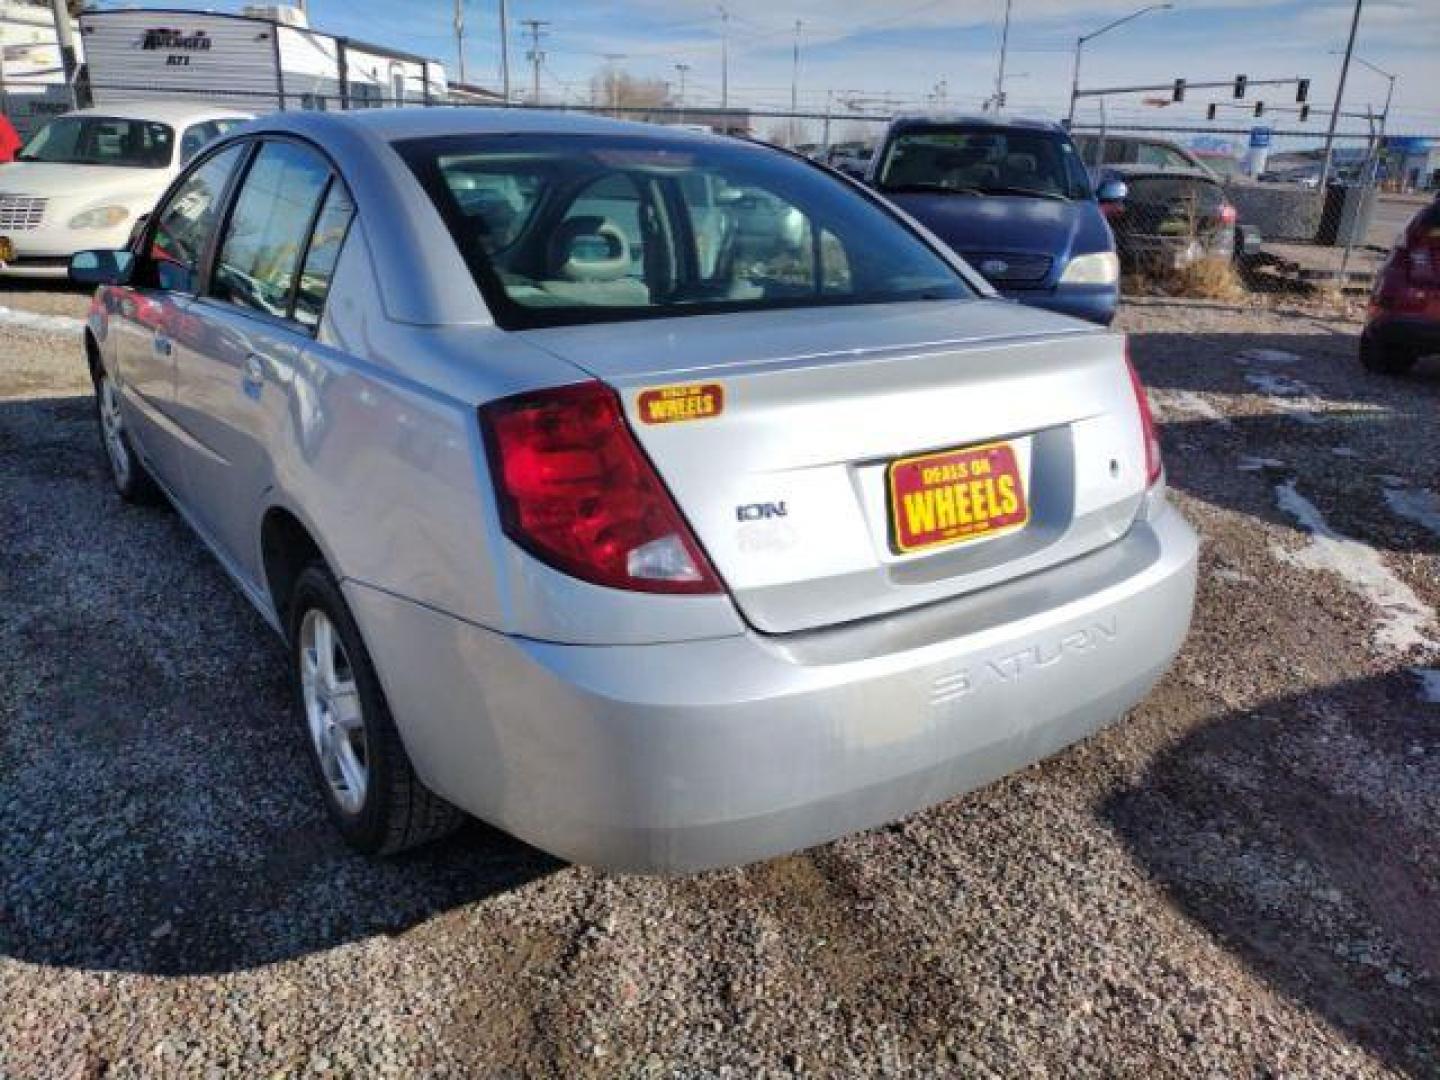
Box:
397, 133, 968, 330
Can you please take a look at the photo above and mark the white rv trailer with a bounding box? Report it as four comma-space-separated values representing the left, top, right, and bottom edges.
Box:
79, 5, 446, 115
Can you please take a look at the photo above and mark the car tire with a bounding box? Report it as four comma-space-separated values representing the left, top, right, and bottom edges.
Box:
288, 563, 465, 855
1360, 334, 1418, 376
95, 370, 161, 504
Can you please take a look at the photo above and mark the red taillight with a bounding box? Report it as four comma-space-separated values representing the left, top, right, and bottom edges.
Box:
480, 382, 722, 594
1219, 202, 1238, 226
1125, 345, 1163, 488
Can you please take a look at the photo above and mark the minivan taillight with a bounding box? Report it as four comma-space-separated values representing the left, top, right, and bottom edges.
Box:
480, 382, 722, 594
1126, 346, 1163, 488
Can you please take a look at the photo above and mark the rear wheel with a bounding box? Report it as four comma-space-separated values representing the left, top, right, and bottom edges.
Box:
288, 564, 464, 855
1360, 334, 1418, 375
95, 371, 161, 503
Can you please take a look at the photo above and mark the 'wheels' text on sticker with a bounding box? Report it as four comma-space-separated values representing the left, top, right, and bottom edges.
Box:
637, 383, 725, 424
888, 441, 1029, 554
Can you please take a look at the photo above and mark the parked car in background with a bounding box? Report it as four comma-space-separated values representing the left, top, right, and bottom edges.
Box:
70, 108, 1196, 872
868, 114, 1122, 325
1073, 132, 1212, 176
826, 142, 873, 179
1094, 164, 1259, 270
1362, 196, 1440, 374
0, 101, 251, 277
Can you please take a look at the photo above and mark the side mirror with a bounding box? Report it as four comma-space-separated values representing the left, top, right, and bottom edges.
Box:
1095, 178, 1129, 204
68, 249, 135, 287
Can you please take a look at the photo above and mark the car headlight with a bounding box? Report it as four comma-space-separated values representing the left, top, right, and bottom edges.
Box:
1059, 251, 1120, 286
68, 206, 131, 230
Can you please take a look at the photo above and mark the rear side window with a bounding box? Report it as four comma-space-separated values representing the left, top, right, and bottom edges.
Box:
293, 182, 356, 330
212, 140, 331, 321
150, 142, 247, 292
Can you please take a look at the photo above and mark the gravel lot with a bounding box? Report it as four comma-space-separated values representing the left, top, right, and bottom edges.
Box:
2, 284, 1438, 1078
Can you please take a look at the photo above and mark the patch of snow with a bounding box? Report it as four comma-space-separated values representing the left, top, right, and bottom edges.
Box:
1413, 668, 1440, 704
1158, 390, 1233, 428
1330, 446, 1359, 458
1243, 371, 1325, 425
0, 304, 86, 335
1237, 348, 1301, 366
1271, 480, 1438, 656
1383, 486, 1440, 539
1238, 456, 1286, 472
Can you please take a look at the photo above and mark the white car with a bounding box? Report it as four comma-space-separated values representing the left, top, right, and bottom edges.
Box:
0, 101, 252, 277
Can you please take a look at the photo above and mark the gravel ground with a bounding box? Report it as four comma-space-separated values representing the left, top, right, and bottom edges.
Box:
1, 285, 1438, 1078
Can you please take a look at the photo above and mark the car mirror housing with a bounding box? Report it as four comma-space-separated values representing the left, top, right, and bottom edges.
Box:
68, 249, 136, 287
1096, 179, 1129, 204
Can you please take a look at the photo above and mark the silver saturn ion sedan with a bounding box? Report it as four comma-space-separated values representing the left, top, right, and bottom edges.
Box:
70, 109, 1197, 872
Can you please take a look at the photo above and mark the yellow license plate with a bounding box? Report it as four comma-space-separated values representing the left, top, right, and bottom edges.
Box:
887, 440, 1029, 554
0, 237, 13, 262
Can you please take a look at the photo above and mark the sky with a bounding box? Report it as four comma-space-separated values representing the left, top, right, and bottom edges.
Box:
92, 0, 1440, 146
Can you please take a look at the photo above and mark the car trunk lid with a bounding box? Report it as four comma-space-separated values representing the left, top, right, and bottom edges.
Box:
523, 299, 1147, 634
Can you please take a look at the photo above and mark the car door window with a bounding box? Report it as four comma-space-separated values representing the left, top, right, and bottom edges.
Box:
293, 181, 356, 330
211, 140, 331, 321
149, 142, 247, 293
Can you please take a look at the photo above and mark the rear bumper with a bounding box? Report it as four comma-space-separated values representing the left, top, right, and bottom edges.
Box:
346, 500, 1198, 873
1001, 284, 1118, 326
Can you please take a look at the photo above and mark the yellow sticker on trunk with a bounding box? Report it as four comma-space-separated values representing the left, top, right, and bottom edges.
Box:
637, 383, 725, 424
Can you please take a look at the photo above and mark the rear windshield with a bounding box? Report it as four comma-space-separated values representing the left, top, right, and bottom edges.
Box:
875, 126, 1092, 200
398, 133, 968, 330
19, 116, 174, 168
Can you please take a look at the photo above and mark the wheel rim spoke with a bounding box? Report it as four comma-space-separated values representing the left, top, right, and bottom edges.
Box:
298, 608, 368, 816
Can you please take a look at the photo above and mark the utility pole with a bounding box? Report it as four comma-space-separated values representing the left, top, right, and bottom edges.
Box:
522, 19, 548, 105
1319, 0, 1363, 187
498, 0, 512, 103
993, 0, 1012, 113
790, 19, 802, 147
453, 0, 466, 85
1068, 4, 1173, 125
674, 63, 690, 123
718, 5, 730, 110
49, 0, 80, 107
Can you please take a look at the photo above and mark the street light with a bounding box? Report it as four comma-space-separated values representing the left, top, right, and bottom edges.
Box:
1067, 3, 1174, 125
1334, 50, 1396, 127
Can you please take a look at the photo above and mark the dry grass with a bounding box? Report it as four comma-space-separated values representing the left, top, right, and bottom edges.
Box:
1125, 255, 1249, 302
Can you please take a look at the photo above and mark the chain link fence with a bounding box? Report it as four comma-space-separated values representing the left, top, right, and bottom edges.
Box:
1070, 121, 1413, 300
60, 79, 1436, 305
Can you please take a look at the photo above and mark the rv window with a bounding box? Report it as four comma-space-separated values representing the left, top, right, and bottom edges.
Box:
293, 182, 357, 331
211, 141, 331, 321
150, 143, 248, 292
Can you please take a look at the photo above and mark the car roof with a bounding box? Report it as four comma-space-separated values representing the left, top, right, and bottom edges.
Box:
59, 101, 255, 125
247, 106, 719, 144
1098, 163, 1218, 182
886, 113, 1066, 134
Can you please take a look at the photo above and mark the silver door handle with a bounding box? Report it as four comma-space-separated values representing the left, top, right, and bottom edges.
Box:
153, 334, 172, 356
243, 354, 266, 389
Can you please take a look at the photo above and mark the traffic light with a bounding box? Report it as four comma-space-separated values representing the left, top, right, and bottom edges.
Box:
1172, 78, 1186, 102
1254, 101, 1264, 117
1234, 75, 1247, 98
1299, 104, 1310, 121
1296, 78, 1310, 103
1207, 103, 1217, 120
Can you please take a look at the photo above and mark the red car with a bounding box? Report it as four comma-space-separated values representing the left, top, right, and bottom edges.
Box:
1362, 197, 1440, 375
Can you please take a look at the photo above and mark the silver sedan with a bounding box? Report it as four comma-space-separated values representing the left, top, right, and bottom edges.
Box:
71, 108, 1197, 872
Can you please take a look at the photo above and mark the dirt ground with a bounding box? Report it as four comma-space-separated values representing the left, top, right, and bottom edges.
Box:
1, 285, 1437, 1078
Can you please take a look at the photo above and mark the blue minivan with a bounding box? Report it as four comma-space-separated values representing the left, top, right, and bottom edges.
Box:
866, 115, 1123, 325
